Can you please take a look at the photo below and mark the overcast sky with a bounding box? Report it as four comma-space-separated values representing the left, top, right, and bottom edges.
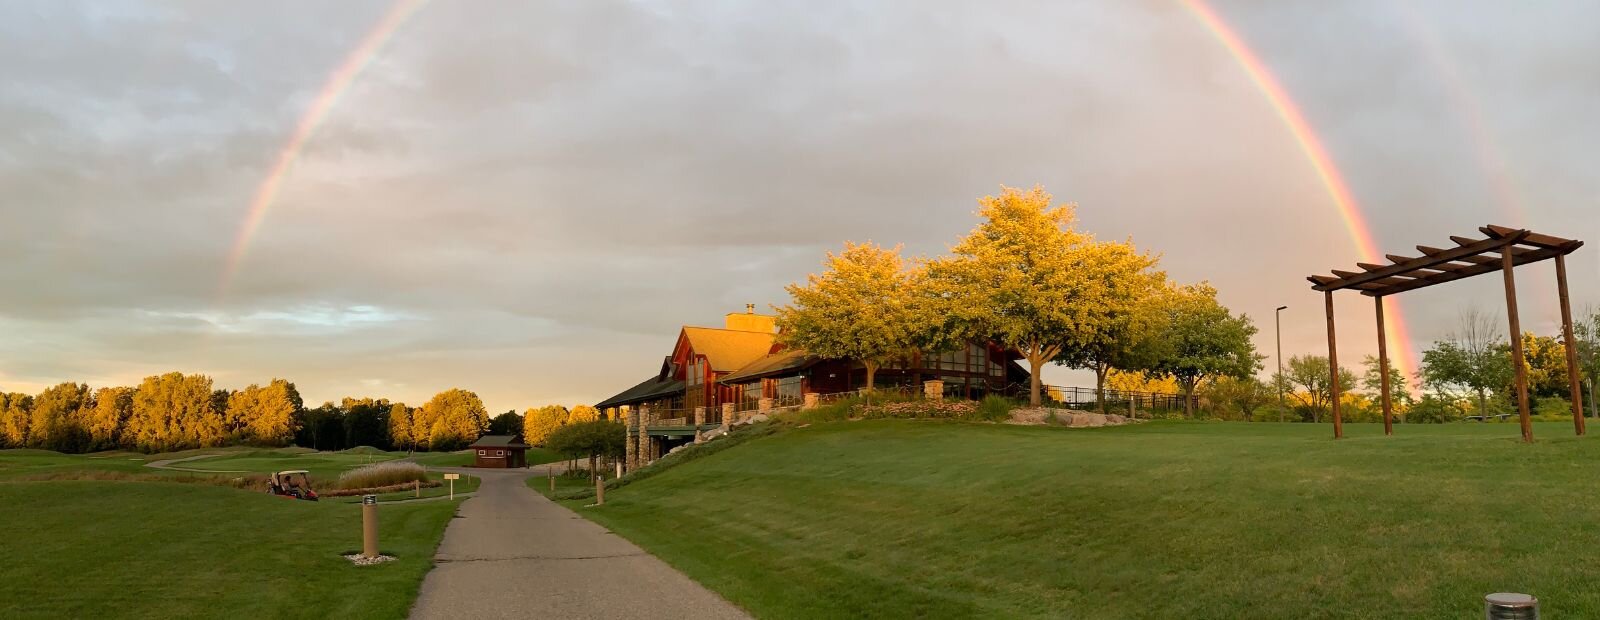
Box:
2, 0, 1596, 413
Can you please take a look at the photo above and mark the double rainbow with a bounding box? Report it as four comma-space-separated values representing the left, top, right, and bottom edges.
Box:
1181, 0, 1418, 386
218, 0, 428, 297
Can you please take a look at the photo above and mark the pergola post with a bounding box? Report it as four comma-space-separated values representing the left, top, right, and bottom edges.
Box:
1556, 254, 1586, 435
1375, 296, 1393, 436
1325, 291, 1343, 439
1501, 248, 1533, 442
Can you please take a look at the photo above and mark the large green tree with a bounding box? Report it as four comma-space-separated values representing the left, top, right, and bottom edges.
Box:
1052, 240, 1165, 413
545, 419, 626, 476
777, 241, 918, 390
1139, 283, 1262, 417
926, 185, 1156, 406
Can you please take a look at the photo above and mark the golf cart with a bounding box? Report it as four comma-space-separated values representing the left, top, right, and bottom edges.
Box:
267, 470, 319, 501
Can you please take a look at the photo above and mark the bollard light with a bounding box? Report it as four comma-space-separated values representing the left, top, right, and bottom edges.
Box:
361, 495, 379, 559
594, 475, 605, 505
1485, 593, 1537, 620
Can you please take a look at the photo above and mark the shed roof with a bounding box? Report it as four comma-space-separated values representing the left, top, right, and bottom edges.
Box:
681, 326, 776, 372
594, 375, 685, 410
469, 435, 530, 449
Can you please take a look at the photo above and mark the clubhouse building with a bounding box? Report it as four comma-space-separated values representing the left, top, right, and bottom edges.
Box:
597, 306, 1031, 459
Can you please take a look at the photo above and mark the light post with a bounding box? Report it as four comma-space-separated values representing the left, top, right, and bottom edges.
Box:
1276, 305, 1288, 421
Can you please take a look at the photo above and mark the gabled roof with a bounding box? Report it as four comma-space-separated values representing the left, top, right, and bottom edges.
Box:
719, 348, 816, 384
470, 435, 530, 449
595, 374, 685, 410
681, 326, 776, 372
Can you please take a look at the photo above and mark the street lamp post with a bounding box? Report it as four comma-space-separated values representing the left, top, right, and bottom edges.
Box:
1276, 305, 1288, 421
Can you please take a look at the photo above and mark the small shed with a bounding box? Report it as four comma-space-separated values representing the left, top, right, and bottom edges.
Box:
469, 435, 530, 468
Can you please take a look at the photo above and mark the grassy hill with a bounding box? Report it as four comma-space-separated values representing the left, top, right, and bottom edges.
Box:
570, 420, 1600, 618
0, 481, 457, 619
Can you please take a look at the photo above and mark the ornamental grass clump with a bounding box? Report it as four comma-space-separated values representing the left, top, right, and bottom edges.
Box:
335, 461, 426, 490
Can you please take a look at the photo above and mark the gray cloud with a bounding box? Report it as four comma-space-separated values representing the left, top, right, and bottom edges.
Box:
1, 0, 1596, 411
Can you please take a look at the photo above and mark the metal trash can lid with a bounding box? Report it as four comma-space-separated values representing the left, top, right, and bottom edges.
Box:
1485, 593, 1537, 608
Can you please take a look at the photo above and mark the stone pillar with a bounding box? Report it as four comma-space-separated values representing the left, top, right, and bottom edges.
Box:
625, 408, 638, 472
693, 406, 706, 444
924, 380, 944, 403
722, 402, 736, 429
630, 407, 643, 466
758, 398, 773, 414
803, 393, 820, 409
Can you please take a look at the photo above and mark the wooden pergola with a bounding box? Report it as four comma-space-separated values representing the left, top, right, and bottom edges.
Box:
1308, 225, 1586, 442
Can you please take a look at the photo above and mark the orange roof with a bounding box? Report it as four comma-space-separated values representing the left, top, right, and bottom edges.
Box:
681, 326, 776, 372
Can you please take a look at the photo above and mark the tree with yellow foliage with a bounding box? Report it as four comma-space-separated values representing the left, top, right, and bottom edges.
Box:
389, 403, 416, 452
523, 405, 570, 447
226, 379, 302, 446
129, 373, 221, 452
777, 241, 919, 390
29, 382, 91, 450
85, 386, 135, 450
0, 392, 33, 447
420, 388, 489, 450
927, 186, 1162, 407
567, 404, 600, 423
1136, 283, 1262, 417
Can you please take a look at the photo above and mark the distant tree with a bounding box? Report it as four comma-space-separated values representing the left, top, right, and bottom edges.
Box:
1138, 283, 1262, 417
1420, 310, 1512, 417
341, 397, 391, 450
926, 186, 1158, 407
544, 420, 626, 476
0, 392, 33, 447
295, 403, 346, 451
227, 379, 303, 446
1280, 355, 1357, 423
1359, 355, 1414, 411
1205, 376, 1272, 422
522, 405, 569, 447
29, 382, 91, 451
1575, 306, 1600, 419
421, 389, 489, 451
777, 241, 918, 390
129, 373, 220, 452
1104, 369, 1180, 394
567, 405, 600, 423
85, 386, 135, 450
488, 410, 523, 437
388, 403, 415, 452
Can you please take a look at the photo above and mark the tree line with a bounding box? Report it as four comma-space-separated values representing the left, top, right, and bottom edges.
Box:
0, 375, 500, 454
776, 185, 1262, 414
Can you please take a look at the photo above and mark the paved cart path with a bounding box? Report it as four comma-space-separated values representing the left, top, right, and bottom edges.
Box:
409, 466, 748, 620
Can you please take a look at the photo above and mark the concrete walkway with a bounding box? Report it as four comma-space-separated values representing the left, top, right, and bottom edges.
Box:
409, 465, 748, 620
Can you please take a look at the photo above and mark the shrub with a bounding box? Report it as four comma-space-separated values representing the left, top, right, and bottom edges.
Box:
977, 395, 1015, 422
335, 461, 426, 490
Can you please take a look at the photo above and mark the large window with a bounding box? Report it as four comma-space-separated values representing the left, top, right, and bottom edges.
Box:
777, 376, 803, 403
686, 357, 704, 386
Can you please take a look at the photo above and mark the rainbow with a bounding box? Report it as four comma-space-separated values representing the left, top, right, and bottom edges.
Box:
1179, 0, 1419, 388
219, 0, 428, 296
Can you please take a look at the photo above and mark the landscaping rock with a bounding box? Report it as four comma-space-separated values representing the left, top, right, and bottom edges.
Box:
1005, 408, 1137, 428
343, 553, 397, 566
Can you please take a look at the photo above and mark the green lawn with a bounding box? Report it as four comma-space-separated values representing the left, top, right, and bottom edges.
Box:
0, 480, 458, 619
569, 420, 1600, 618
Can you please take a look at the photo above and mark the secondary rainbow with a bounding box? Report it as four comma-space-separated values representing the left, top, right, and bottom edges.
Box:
1179, 0, 1419, 386
219, 0, 428, 296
